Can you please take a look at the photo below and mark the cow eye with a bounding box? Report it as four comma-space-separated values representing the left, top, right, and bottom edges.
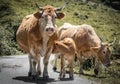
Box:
103, 51, 106, 55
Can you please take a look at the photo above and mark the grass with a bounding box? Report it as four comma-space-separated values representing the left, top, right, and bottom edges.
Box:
51, 58, 120, 84
80, 61, 120, 84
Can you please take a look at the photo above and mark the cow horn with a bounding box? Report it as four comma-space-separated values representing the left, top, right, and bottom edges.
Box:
109, 37, 116, 46
56, 1, 69, 11
99, 35, 105, 42
35, 3, 43, 10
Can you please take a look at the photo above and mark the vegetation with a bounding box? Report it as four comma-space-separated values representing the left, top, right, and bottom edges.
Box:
0, 0, 120, 56
73, 59, 120, 84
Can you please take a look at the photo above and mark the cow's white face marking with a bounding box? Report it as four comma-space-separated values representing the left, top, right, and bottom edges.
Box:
40, 8, 57, 36
46, 16, 56, 35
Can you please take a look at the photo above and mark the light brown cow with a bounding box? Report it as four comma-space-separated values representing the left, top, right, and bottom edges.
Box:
16, 3, 67, 80
53, 23, 111, 75
53, 38, 76, 79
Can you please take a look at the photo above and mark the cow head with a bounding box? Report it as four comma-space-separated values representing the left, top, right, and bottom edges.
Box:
34, 2, 67, 36
91, 43, 112, 67
91, 37, 116, 67
53, 38, 76, 54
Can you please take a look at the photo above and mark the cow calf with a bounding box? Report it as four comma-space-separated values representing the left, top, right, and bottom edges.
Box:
53, 38, 76, 79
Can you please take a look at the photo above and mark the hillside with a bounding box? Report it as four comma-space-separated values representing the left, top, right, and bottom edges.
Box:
0, 0, 120, 56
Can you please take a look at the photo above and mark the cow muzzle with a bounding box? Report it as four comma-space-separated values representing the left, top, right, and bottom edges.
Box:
46, 28, 54, 32
45, 27, 55, 36
104, 63, 111, 67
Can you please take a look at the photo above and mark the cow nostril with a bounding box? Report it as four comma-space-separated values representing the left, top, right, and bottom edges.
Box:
105, 63, 111, 67
46, 28, 49, 31
50, 28, 54, 32
46, 28, 54, 32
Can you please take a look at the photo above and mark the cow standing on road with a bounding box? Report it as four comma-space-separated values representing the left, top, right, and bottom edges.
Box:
16, 3, 67, 80
53, 23, 111, 75
53, 38, 76, 79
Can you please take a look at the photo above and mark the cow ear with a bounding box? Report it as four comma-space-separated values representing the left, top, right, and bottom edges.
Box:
56, 12, 65, 19
91, 46, 100, 53
34, 12, 42, 19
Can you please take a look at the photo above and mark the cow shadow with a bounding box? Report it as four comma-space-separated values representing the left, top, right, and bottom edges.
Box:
13, 76, 55, 84
54, 70, 70, 74
59, 78, 74, 81
80, 73, 106, 79
65, 69, 106, 79
53, 70, 107, 83
53, 71, 74, 81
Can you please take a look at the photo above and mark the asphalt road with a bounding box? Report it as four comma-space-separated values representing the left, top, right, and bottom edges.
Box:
0, 54, 99, 84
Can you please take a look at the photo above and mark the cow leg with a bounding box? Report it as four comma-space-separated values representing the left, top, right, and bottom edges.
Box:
31, 58, 39, 80
53, 54, 58, 71
43, 56, 50, 79
79, 59, 84, 74
69, 57, 74, 80
43, 49, 52, 79
37, 54, 41, 76
59, 54, 65, 79
76, 52, 84, 74
94, 58, 100, 75
28, 54, 32, 77
29, 46, 40, 80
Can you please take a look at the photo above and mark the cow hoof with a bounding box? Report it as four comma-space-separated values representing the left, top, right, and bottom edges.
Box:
94, 69, 99, 75
38, 71, 41, 76
69, 76, 74, 80
59, 74, 65, 79
63, 74, 65, 78
53, 67, 57, 71
43, 75, 49, 80
28, 72, 32, 77
32, 75, 39, 81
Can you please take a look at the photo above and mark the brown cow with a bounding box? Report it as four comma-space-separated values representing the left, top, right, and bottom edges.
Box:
53, 23, 111, 75
16, 3, 67, 80
53, 38, 76, 79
